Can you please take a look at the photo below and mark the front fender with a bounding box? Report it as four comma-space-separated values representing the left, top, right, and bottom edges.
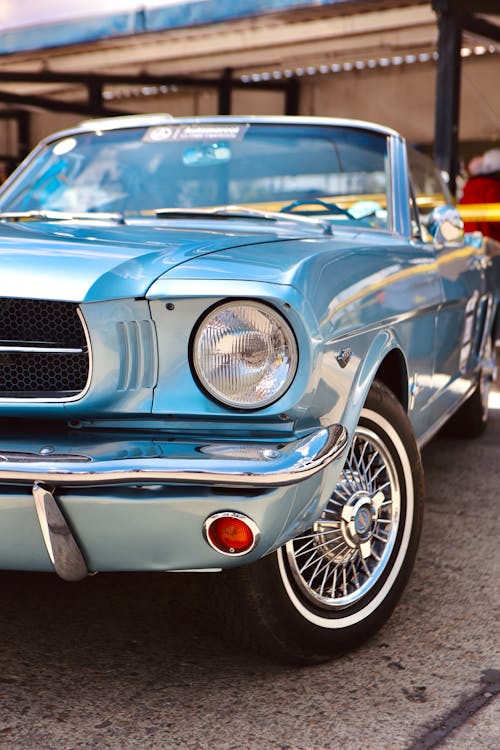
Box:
337, 329, 409, 441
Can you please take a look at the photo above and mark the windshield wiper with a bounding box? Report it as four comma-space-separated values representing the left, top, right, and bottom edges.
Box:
0, 210, 125, 224
154, 205, 332, 235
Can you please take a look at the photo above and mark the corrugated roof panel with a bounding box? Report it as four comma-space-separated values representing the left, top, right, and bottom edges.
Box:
0, 12, 139, 54
145, 0, 351, 31
0, 0, 351, 55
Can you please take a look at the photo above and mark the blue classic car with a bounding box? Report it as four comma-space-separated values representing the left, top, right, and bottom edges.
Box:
0, 115, 496, 663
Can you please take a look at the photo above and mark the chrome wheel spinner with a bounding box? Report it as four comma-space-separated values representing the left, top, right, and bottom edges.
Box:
340, 489, 386, 558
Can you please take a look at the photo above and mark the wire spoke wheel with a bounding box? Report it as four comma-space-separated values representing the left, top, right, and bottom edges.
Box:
284, 426, 400, 609
217, 381, 424, 664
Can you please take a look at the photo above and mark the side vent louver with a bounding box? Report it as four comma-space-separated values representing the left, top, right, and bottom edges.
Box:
116, 320, 157, 391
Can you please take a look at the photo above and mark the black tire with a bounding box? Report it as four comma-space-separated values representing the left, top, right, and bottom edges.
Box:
445, 339, 494, 439
217, 381, 425, 664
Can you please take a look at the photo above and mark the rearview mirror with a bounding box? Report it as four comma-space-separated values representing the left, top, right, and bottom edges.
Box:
183, 143, 231, 167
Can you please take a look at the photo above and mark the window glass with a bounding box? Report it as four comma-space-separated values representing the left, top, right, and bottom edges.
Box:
0, 124, 391, 229
407, 146, 451, 219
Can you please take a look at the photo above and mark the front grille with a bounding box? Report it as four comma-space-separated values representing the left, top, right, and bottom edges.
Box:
0, 298, 90, 399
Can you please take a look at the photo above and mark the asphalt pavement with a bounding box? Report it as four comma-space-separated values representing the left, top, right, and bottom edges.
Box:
0, 383, 498, 750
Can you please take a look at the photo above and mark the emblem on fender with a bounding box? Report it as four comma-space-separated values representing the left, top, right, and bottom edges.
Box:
337, 347, 352, 369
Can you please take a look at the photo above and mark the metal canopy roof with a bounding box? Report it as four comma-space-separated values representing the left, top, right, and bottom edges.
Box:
1, 0, 358, 55
0, 1, 456, 116
0, 1, 496, 117
0, 0, 497, 185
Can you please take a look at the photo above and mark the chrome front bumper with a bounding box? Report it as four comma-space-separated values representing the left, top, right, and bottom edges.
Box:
0, 424, 348, 582
0, 424, 347, 489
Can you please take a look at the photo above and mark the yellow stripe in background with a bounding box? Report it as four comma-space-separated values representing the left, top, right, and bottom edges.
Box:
458, 203, 500, 222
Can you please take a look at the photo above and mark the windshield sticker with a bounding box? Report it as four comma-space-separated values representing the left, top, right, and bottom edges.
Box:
143, 124, 249, 143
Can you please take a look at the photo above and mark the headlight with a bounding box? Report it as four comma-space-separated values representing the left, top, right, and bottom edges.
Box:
192, 301, 298, 409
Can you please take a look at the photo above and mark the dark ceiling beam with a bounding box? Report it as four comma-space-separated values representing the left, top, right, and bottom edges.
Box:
0, 71, 219, 87
0, 70, 287, 91
432, 0, 500, 13
0, 90, 131, 117
237, 80, 288, 91
0, 108, 25, 119
0, 74, 290, 117
461, 13, 500, 42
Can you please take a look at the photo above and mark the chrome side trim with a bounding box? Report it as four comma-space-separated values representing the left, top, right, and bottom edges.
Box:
416, 383, 476, 449
0, 451, 92, 463
32, 483, 88, 581
168, 568, 222, 573
0, 424, 348, 489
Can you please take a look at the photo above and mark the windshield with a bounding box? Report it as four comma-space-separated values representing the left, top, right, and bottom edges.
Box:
0, 122, 391, 229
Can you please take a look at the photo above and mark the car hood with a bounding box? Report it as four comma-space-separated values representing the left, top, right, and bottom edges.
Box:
0, 220, 293, 302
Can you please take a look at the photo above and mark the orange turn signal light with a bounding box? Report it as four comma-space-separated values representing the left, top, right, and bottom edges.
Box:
204, 513, 259, 556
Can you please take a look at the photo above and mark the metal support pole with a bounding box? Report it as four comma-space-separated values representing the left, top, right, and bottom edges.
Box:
285, 78, 300, 116
87, 78, 105, 115
433, 8, 462, 196
16, 110, 30, 162
218, 67, 232, 115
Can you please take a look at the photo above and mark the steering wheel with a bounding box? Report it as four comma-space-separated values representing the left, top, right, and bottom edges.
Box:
279, 198, 352, 217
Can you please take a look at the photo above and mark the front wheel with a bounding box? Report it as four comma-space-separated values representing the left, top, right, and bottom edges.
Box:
218, 381, 424, 664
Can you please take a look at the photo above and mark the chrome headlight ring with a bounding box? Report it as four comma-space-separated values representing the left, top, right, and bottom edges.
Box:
191, 300, 298, 410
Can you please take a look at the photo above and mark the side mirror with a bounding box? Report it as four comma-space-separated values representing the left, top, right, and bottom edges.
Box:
426, 205, 464, 247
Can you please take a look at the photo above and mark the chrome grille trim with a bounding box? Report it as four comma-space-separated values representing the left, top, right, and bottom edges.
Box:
0, 301, 92, 402
0, 346, 84, 353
